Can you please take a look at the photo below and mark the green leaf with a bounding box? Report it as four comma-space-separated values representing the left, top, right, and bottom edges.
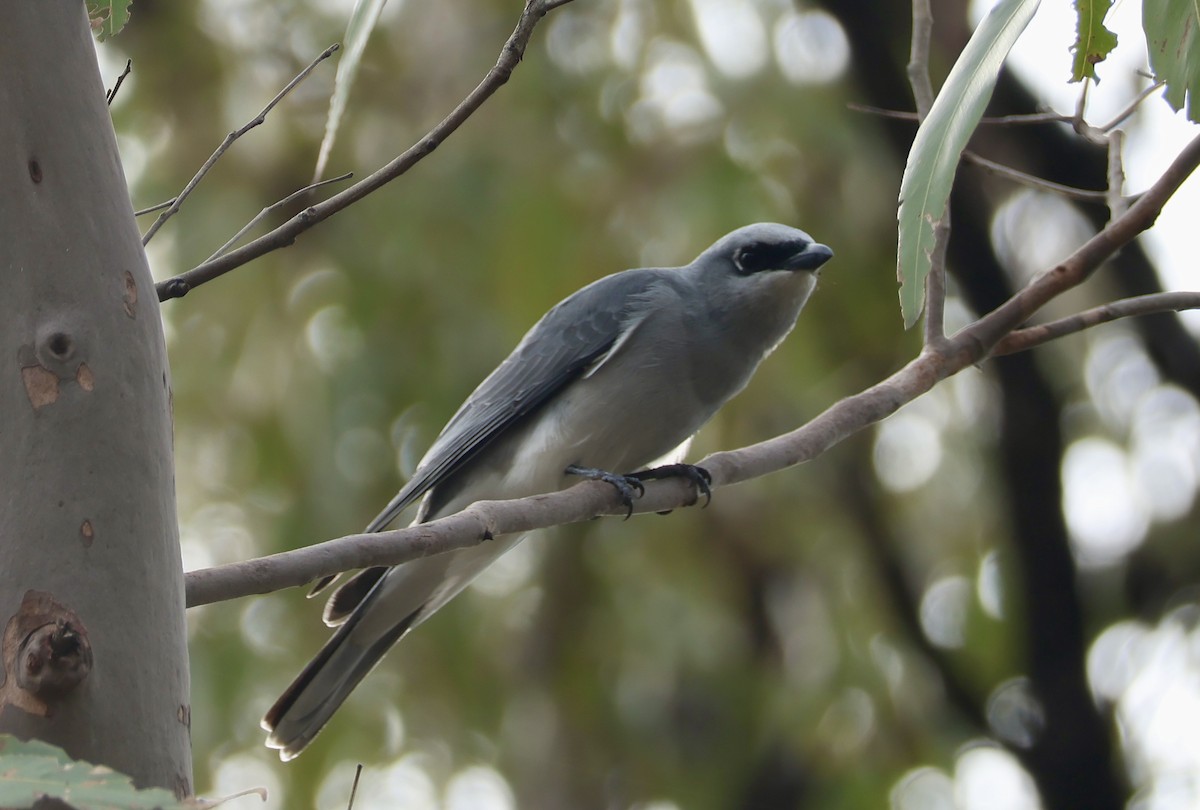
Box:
1071, 0, 1119, 81
85, 0, 132, 41
896, 0, 1040, 329
312, 0, 390, 181
1144, 0, 1200, 121
0, 735, 187, 810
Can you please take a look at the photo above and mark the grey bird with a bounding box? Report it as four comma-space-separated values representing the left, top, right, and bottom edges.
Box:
262, 222, 833, 758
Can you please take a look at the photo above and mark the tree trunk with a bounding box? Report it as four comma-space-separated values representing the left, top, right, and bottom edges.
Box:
0, 0, 191, 795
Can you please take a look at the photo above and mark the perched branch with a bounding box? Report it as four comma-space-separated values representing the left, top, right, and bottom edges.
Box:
155, 0, 575, 302
183, 130, 1200, 609
993, 291, 1200, 355
204, 172, 354, 262
141, 43, 340, 247
105, 59, 131, 105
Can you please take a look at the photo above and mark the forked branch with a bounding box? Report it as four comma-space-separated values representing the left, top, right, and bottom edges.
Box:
142, 44, 340, 248
155, 0, 575, 302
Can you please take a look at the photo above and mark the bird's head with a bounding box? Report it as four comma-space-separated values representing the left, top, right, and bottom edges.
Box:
700, 222, 834, 279
690, 223, 833, 321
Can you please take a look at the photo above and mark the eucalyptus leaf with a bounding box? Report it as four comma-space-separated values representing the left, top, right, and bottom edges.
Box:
0, 735, 187, 810
313, 0, 391, 180
85, 0, 132, 41
1144, 0, 1200, 121
1071, 0, 1118, 81
896, 0, 1040, 328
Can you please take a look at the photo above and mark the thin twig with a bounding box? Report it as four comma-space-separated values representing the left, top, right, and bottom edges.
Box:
1099, 80, 1167, 133
992, 292, 1200, 355
964, 152, 1110, 202
1107, 130, 1128, 222
182, 131, 1200, 609
346, 764, 363, 810
156, 0, 575, 302
924, 217, 950, 345
133, 198, 177, 217
979, 111, 1070, 126
1073, 77, 1091, 132
141, 43, 340, 247
204, 172, 354, 262
907, 0, 935, 119
106, 59, 131, 105
848, 103, 1070, 126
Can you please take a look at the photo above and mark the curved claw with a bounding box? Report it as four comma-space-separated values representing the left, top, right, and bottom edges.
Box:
565, 464, 645, 519
630, 463, 713, 507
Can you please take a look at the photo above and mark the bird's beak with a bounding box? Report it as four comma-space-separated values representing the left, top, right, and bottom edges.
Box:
787, 243, 834, 272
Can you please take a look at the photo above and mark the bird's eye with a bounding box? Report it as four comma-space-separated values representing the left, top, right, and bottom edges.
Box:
732, 246, 763, 275
733, 240, 808, 275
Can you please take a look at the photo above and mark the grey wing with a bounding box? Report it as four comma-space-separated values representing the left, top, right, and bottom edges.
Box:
363, 267, 664, 533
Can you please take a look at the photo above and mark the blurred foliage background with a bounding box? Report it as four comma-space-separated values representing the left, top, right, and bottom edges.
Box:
96, 0, 1199, 807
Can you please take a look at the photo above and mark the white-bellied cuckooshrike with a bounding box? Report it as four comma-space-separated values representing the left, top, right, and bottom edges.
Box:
263, 222, 834, 758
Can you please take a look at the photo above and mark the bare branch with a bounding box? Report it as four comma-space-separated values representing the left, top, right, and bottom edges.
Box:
141, 43, 340, 248
204, 172, 354, 262
183, 130, 1200, 609
156, 0, 576, 302
906, 0, 935, 120
848, 103, 1070, 127
845, 115, 1112, 203
1099, 80, 1166, 133
1073, 77, 1091, 133
992, 291, 1200, 355
1107, 129, 1129, 222
964, 151, 1110, 202
905, 0, 946, 344
924, 217, 950, 345
106, 59, 131, 106
133, 198, 176, 217
978, 111, 1071, 126
347, 764, 363, 810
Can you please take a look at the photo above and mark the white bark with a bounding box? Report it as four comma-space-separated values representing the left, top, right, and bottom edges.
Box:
0, 0, 191, 795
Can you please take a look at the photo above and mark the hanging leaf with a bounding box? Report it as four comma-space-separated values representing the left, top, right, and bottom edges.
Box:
1144, 0, 1200, 121
1071, 0, 1118, 81
896, 0, 1040, 328
85, 0, 132, 41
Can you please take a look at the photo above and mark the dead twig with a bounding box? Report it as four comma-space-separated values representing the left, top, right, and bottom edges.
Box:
204, 172, 354, 262
106, 59, 131, 105
133, 198, 177, 217
156, 0, 576, 302
141, 43, 340, 247
964, 152, 1110, 202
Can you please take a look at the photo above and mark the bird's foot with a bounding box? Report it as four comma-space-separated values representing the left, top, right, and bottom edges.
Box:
565, 464, 645, 519
629, 463, 713, 509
